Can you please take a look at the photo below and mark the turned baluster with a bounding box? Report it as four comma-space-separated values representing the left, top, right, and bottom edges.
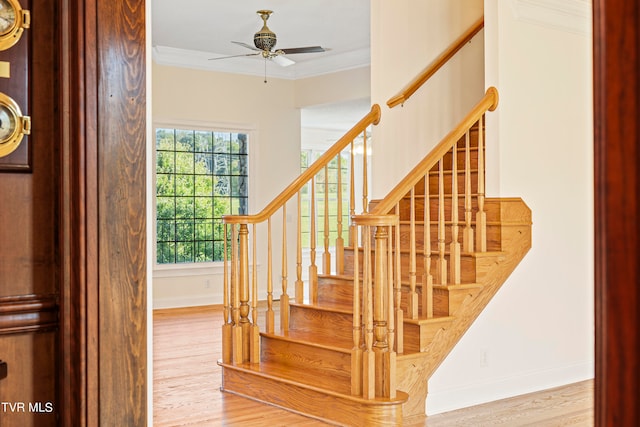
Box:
238, 224, 251, 362
423, 175, 434, 318
389, 219, 403, 364
408, 188, 418, 318
231, 225, 243, 363
450, 144, 461, 284
387, 223, 395, 353
265, 218, 274, 333
323, 165, 331, 274
280, 206, 289, 332
351, 221, 362, 396
476, 115, 487, 252
437, 160, 448, 284
336, 153, 345, 274
349, 140, 356, 247
463, 130, 475, 253
362, 131, 369, 214
362, 224, 375, 399
309, 178, 318, 303
222, 223, 232, 363
250, 224, 260, 363
394, 204, 404, 353
295, 191, 304, 303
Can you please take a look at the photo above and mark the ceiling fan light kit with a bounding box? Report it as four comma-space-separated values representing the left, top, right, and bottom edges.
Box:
253, 10, 277, 52
209, 9, 326, 81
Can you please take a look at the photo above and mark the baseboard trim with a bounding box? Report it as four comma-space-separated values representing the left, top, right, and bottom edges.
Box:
426, 361, 594, 415
153, 289, 272, 309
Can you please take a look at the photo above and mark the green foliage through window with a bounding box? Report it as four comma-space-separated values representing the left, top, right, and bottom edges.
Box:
156, 128, 248, 264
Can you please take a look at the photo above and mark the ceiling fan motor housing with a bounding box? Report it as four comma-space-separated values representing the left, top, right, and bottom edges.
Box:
254, 10, 277, 51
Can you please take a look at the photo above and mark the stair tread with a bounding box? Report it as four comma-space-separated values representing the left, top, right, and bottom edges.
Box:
262, 330, 353, 352
220, 359, 353, 395
402, 315, 455, 326
398, 220, 502, 226
289, 298, 462, 329
290, 301, 353, 315
345, 245, 506, 258
220, 359, 410, 406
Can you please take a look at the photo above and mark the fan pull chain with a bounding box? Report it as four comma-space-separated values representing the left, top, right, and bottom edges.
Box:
264, 58, 267, 83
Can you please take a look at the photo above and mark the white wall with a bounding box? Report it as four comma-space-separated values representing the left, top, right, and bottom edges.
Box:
425, 0, 594, 415
295, 67, 370, 108
370, 0, 485, 198
152, 64, 371, 308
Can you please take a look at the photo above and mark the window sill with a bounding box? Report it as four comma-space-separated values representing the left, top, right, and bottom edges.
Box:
153, 262, 225, 278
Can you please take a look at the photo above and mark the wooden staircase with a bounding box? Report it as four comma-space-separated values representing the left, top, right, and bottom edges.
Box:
216, 16, 532, 426
218, 87, 532, 425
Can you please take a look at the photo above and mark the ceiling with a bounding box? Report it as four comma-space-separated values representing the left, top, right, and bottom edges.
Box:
152, 0, 371, 80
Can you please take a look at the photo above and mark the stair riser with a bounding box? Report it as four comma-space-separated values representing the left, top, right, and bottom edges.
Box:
403, 319, 453, 353
427, 170, 479, 194
343, 249, 477, 284
317, 276, 355, 309
316, 275, 478, 319
289, 304, 354, 347
261, 335, 352, 380
441, 146, 480, 170
399, 284, 481, 318
411, 167, 481, 194
390, 196, 501, 222
221, 367, 404, 426
397, 197, 477, 222
395, 222, 502, 252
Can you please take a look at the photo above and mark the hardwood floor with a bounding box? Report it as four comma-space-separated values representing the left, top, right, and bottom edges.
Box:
153, 305, 593, 426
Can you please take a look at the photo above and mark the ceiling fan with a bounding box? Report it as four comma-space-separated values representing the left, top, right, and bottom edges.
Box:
209, 10, 326, 69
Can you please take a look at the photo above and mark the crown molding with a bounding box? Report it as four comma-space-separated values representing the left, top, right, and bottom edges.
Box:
510, 0, 591, 35
152, 45, 370, 80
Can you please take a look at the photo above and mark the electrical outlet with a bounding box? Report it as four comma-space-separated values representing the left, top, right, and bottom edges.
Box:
480, 348, 489, 367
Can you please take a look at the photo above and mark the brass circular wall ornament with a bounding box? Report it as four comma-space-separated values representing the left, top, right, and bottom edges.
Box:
0, 0, 30, 51
0, 92, 30, 158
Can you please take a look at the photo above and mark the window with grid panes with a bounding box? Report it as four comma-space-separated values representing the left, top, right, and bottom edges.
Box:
300, 149, 350, 248
155, 128, 248, 264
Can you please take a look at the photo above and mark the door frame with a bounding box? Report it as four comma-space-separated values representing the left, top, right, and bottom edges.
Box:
56, 0, 639, 425
59, 1, 147, 425
593, 0, 640, 426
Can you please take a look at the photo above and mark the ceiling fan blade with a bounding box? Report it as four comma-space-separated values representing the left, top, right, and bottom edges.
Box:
231, 41, 261, 52
278, 46, 325, 54
208, 53, 260, 61
270, 55, 295, 67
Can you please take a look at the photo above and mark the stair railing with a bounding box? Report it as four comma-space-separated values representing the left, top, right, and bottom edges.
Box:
371, 88, 498, 328
386, 16, 484, 108
221, 104, 381, 365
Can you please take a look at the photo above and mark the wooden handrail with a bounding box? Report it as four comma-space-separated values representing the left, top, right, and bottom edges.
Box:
386, 16, 484, 108
372, 87, 498, 215
224, 104, 381, 225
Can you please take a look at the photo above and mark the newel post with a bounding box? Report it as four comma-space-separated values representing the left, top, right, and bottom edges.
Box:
225, 221, 255, 364
352, 214, 398, 399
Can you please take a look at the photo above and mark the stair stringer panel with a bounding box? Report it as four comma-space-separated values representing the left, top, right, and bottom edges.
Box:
396, 197, 532, 419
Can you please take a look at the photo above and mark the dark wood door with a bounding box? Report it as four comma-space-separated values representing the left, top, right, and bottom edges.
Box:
0, 1, 59, 426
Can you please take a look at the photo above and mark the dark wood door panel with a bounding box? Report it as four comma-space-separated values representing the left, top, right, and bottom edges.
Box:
0, 332, 57, 427
0, 0, 58, 298
0, 0, 60, 425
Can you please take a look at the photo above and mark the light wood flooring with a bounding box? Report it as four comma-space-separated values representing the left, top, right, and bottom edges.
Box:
153, 304, 593, 426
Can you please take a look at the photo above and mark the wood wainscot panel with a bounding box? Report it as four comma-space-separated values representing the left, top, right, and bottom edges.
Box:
0, 295, 58, 334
